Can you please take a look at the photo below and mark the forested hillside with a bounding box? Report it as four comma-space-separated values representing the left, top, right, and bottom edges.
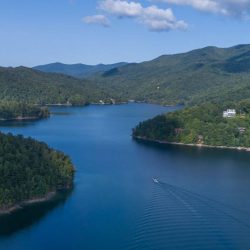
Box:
0, 102, 49, 120
0, 66, 114, 105
0, 133, 75, 211
93, 44, 250, 105
4, 45, 250, 107
133, 100, 250, 148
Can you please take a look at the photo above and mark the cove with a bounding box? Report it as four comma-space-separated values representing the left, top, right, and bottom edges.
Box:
0, 103, 250, 250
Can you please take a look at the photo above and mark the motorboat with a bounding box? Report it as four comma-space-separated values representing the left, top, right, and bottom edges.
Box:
153, 178, 159, 183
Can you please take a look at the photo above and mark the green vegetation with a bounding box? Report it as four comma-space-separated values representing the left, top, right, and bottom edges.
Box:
0, 102, 49, 120
0, 66, 123, 119
92, 44, 250, 105
4, 45, 250, 108
0, 132, 74, 211
133, 100, 250, 148
0, 66, 116, 106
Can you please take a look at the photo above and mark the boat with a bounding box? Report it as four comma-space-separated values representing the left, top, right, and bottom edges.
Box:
153, 178, 159, 183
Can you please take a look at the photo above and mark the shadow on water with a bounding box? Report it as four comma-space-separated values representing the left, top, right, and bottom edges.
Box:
134, 139, 250, 162
0, 110, 74, 129
0, 116, 52, 128
0, 188, 74, 237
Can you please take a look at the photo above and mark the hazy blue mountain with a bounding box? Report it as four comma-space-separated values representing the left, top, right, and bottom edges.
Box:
33, 62, 127, 78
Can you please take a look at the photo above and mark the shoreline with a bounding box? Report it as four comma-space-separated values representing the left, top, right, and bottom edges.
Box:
134, 136, 250, 152
0, 116, 44, 122
0, 192, 57, 215
90, 101, 128, 105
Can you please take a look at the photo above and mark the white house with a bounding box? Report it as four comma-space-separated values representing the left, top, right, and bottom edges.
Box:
223, 109, 236, 118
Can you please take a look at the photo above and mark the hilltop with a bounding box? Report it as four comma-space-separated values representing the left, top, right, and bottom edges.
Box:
15, 44, 250, 107
92, 44, 250, 105
0, 66, 115, 105
33, 62, 127, 78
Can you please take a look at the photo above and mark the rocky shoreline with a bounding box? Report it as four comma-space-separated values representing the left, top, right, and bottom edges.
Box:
0, 192, 56, 215
134, 136, 250, 152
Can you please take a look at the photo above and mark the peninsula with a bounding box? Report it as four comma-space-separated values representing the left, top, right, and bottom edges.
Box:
0, 132, 75, 214
133, 101, 250, 149
0, 102, 50, 121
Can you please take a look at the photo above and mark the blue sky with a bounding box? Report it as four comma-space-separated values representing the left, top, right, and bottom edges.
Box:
1, 0, 250, 67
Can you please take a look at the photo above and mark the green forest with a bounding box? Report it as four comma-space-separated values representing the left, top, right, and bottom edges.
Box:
2, 45, 250, 116
0, 102, 49, 120
0, 66, 124, 120
133, 100, 250, 148
92, 44, 250, 106
0, 132, 75, 210
0, 66, 118, 106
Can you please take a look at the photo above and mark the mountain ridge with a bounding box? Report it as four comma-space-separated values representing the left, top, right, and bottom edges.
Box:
0, 66, 115, 105
91, 44, 250, 105
33, 62, 128, 78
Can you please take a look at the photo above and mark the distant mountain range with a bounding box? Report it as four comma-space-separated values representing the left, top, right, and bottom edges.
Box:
33, 62, 128, 78
91, 44, 250, 105
3, 44, 250, 107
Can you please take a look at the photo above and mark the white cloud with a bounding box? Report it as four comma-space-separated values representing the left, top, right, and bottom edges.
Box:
83, 15, 110, 27
97, 0, 187, 31
157, 0, 250, 17
143, 18, 187, 31
99, 0, 143, 17
140, 6, 188, 31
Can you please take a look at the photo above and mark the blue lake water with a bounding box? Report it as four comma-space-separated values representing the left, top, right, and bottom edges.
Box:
0, 103, 250, 250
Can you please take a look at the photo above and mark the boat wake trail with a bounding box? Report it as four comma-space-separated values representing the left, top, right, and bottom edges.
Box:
124, 180, 250, 250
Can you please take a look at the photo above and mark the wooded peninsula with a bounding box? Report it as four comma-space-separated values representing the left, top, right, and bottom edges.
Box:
0, 102, 49, 121
0, 133, 75, 213
133, 100, 250, 149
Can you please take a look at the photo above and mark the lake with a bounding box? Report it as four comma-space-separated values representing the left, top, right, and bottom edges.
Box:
0, 103, 250, 250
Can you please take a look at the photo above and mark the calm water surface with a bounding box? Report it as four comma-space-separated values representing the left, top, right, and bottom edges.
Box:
0, 103, 250, 250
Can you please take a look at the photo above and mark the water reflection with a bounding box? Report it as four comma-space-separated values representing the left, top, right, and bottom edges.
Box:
134, 139, 250, 163
0, 189, 73, 237
0, 121, 37, 128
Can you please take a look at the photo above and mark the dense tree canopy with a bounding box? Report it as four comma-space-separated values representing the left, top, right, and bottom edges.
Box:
92, 45, 250, 105
0, 66, 118, 106
0, 102, 49, 120
0, 133, 75, 210
133, 100, 250, 148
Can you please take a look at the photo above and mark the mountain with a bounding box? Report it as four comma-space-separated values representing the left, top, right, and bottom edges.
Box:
0, 66, 115, 105
33, 62, 128, 78
4, 44, 250, 107
92, 44, 250, 105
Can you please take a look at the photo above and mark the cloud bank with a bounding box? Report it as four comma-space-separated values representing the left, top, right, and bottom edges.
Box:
158, 0, 250, 17
83, 0, 250, 31
84, 0, 187, 32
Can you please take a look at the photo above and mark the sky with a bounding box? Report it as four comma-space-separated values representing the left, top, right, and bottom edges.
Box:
1, 0, 250, 67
